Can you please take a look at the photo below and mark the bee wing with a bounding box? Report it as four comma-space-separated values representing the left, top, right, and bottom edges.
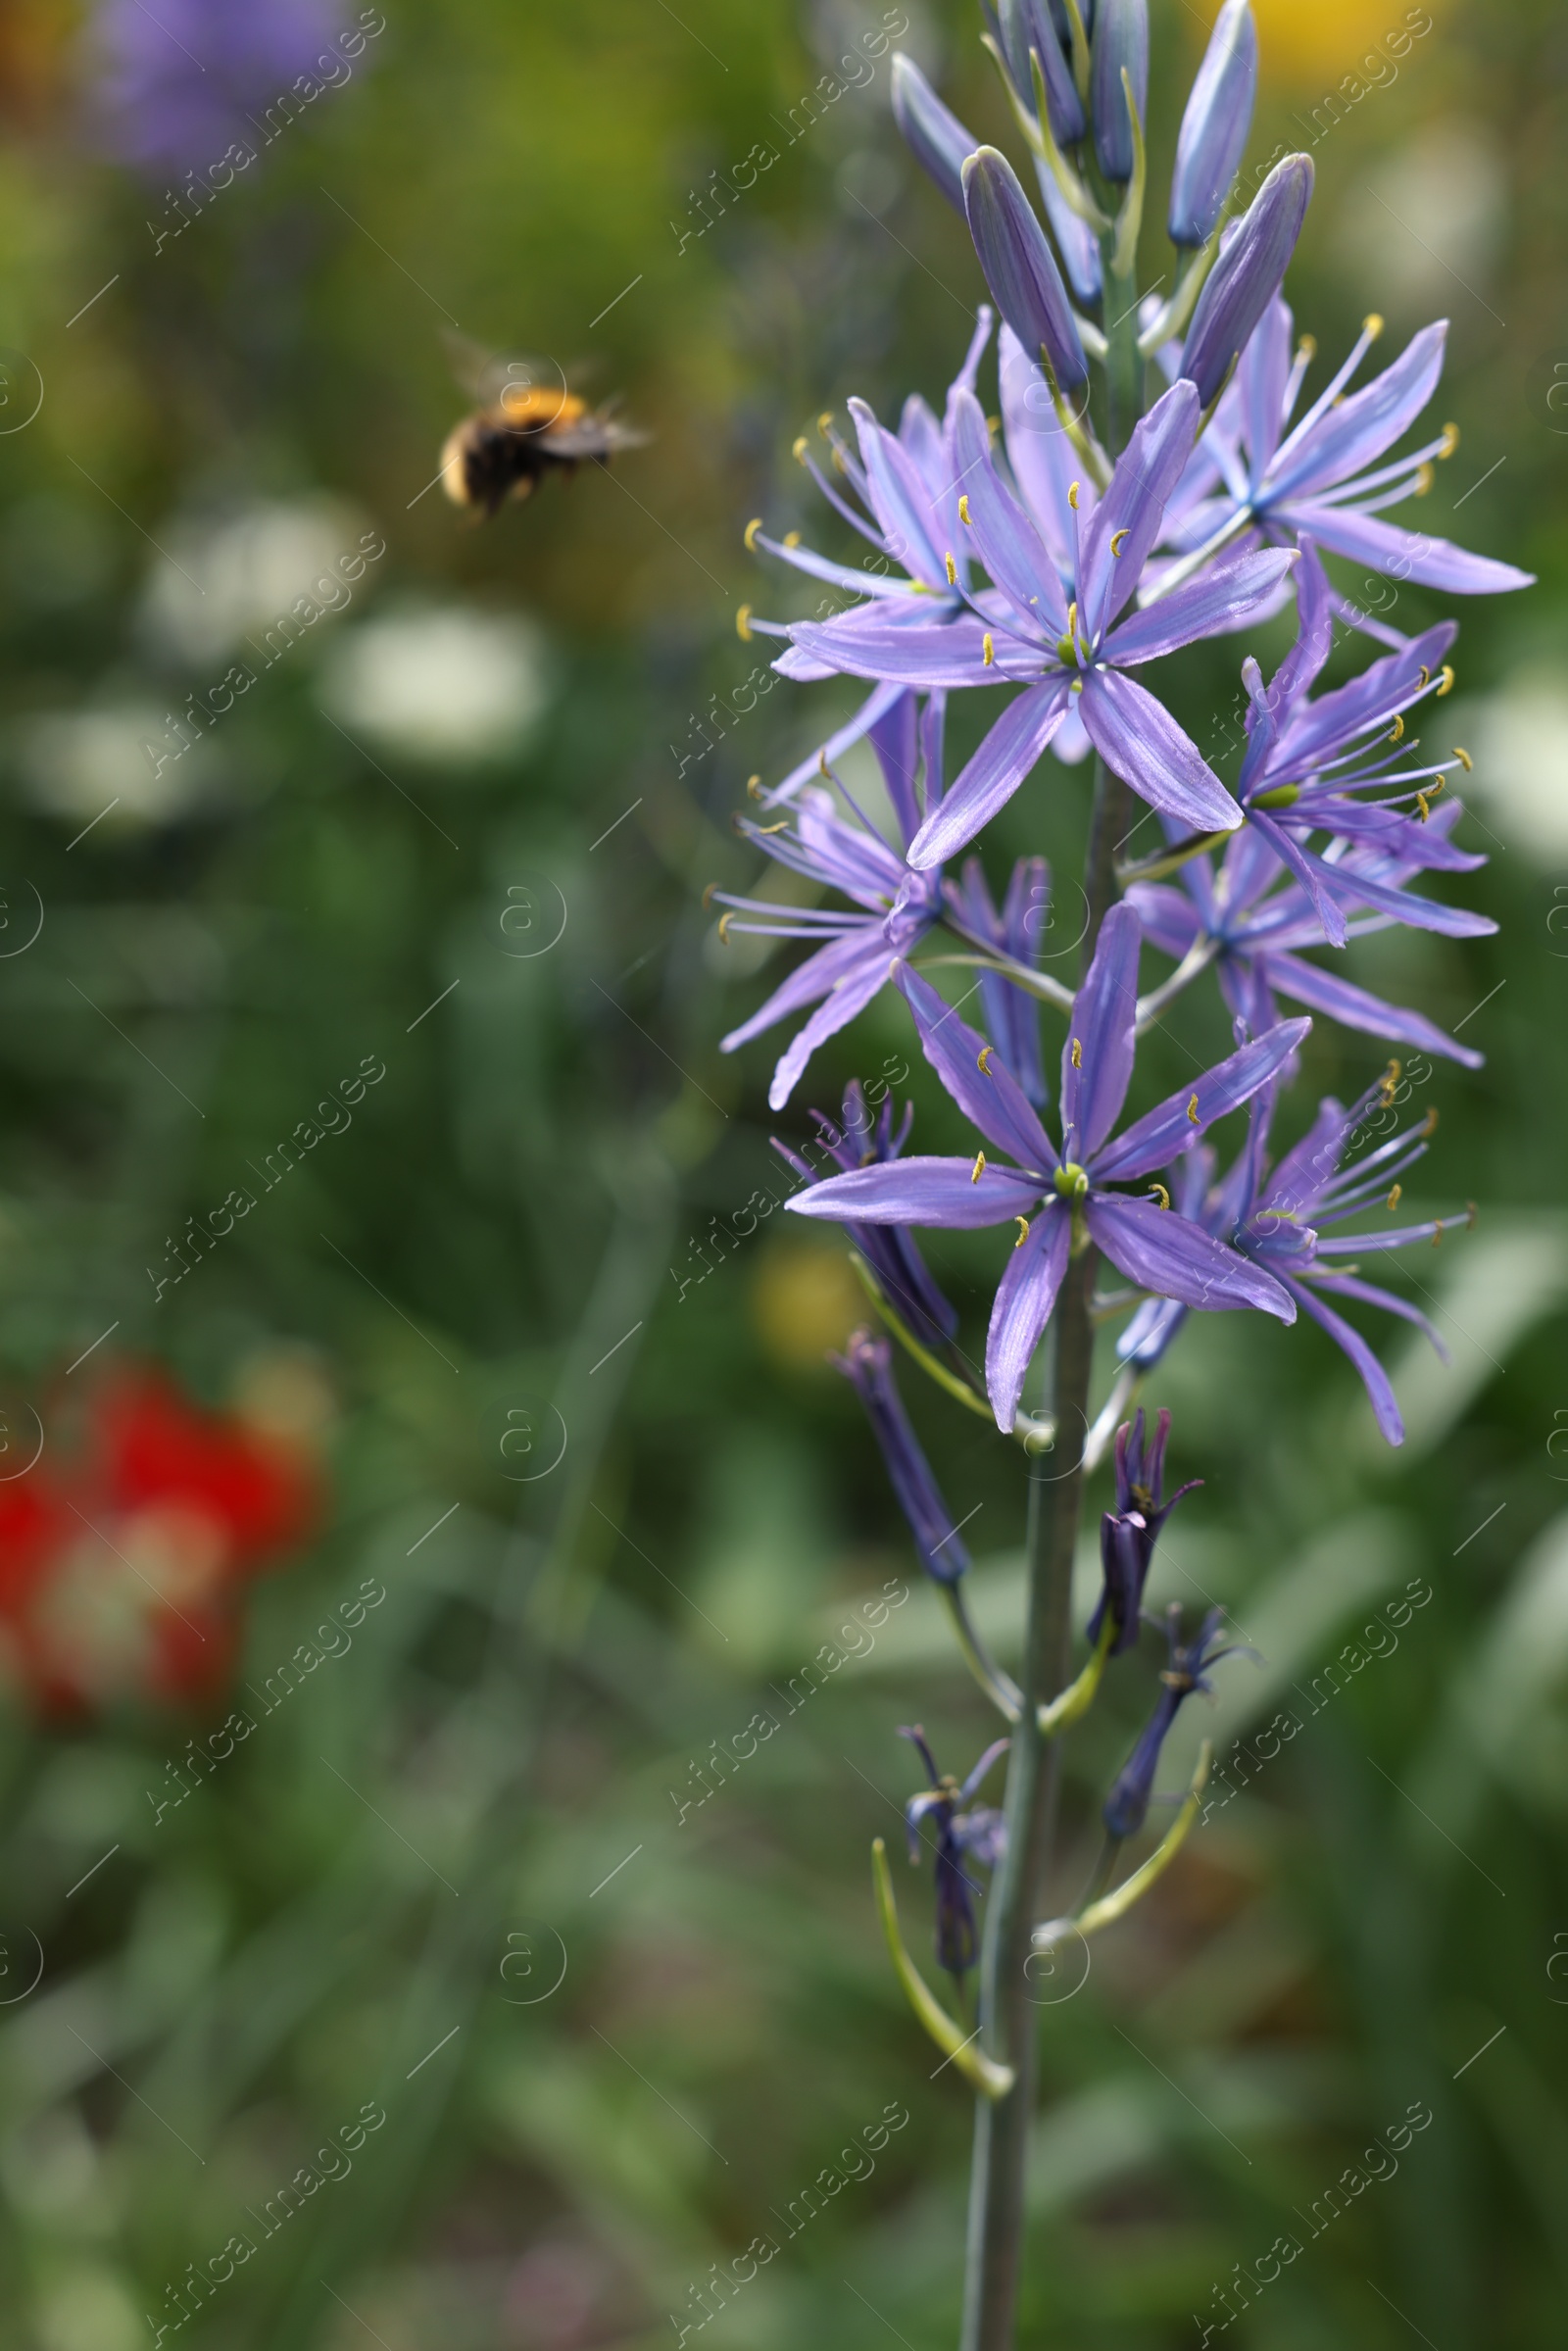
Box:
441, 328, 583, 412
543, 415, 649, 457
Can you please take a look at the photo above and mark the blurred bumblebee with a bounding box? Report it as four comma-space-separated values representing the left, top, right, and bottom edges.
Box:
439, 334, 642, 519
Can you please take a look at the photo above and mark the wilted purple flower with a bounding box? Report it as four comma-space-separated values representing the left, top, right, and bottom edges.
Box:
1168, 0, 1257, 247
1181, 154, 1313, 408
1089, 1409, 1200, 1656
836, 1331, 973, 1583
91, 0, 354, 177
901, 1725, 1009, 1975
1168, 299, 1535, 599
1117, 1072, 1472, 1443
1103, 1606, 1247, 1837
962, 149, 1089, 395
788, 907, 1305, 1430
891, 52, 975, 215
1091, 0, 1149, 183
773, 1081, 957, 1354
784, 379, 1297, 865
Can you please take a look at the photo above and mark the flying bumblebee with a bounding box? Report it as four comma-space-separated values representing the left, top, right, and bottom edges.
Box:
438, 333, 642, 519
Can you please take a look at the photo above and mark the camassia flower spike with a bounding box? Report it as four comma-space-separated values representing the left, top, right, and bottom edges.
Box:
787, 906, 1307, 1431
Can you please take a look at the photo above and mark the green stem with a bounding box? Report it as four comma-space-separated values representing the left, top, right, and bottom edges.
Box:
958, 762, 1128, 2351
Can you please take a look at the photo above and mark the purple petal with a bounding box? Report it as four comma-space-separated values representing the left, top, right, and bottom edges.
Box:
1078, 668, 1243, 832
1078, 382, 1201, 641
868, 692, 923, 848
1306, 1267, 1447, 1359
1239, 296, 1294, 473
1168, 0, 1257, 249
1088, 1195, 1298, 1320
1280, 501, 1535, 595
1247, 807, 1348, 947
786, 1154, 1037, 1228
890, 52, 974, 215
961, 147, 1089, 395
787, 608, 999, 688
1092, 1017, 1311, 1182
895, 962, 1055, 1171
1105, 548, 1298, 665
986, 1203, 1071, 1430
1123, 881, 1201, 959
1285, 1274, 1403, 1443
1267, 535, 1337, 710
848, 397, 954, 588
950, 387, 1067, 635
721, 927, 883, 1055
999, 323, 1095, 576
1278, 830, 1498, 940
1259, 949, 1483, 1068
1061, 901, 1141, 1158
1267, 323, 1447, 503
1273, 619, 1456, 773
908, 680, 1072, 868
766, 946, 896, 1111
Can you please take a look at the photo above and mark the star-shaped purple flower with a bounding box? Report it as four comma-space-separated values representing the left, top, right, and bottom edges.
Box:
1117, 1070, 1472, 1444
787, 905, 1304, 1430
779, 381, 1298, 869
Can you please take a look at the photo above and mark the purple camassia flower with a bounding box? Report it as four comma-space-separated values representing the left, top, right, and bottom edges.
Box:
1116, 1073, 1471, 1444
746, 315, 994, 808
1127, 804, 1489, 1072
835, 1330, 973, 1584
91, 0, 351, 175
1160, 298, 1535, 607
1103, 1605, 1248, 1838
1089, 1409, 1200, 1657
772, 1081, 957, 1356
901, 1725, 1009, 1976
780, 378, 1297, 869
788, 906, 1305, 1431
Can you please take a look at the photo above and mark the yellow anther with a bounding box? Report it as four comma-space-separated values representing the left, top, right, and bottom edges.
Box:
945, 551, 957, 585
744, 517, 763, 551
1110, 528, 1130, 558
747, 774, 763, 799
1363, 313, 1385, 339
1388, 714, 1405, 742
717, 912, 734, 944
1298, 334, 1317, 361
736, 605, 754, 641
1431, 1224, 1443, 1249
784, 529, 802, 548
983, 632, 995, 666
987, 416, 1000, 439
1068, 481, 1081, 509
1452, 745, 1473, 770
757, 819, 790, 835
702, 882, 719, 908
817, 411, 833, 437
1440, 421, 1459, 458
1013, 1215, 1030, 1249
1437, 664, 1455, 697
1066, 600, 1078, 637
1418, 665, 1431, 687
830, 445, 848, 476
793, 435, 808, 464
818, 751, 832, 778
958, 494, 971, 525
977, 1046, 996, 1074
1070, 1038, 1082, 1068
1423, 1107, 1440, 1137
1187, 1094, 1200, 1125
970, 1151, 987, 1185
1466, 1200, 1478, 1229
1147, 1182, 1171, 1212
1413, 463, 1435, 496
1415, 791, 1431, 822
1387, 1183, 1402, 1211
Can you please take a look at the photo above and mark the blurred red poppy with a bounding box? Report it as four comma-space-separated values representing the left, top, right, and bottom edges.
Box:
0, 1360, 322, 1714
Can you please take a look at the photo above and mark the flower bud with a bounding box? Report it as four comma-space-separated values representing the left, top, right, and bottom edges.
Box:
999, 0, 1084, 148
890, 53, 976, 217
1168, 0, 1257, 247
1180, 152, 1313, 407
835, 1331, 972, 1585
962, 146, 1089, 394
1091, 0, 1148, 183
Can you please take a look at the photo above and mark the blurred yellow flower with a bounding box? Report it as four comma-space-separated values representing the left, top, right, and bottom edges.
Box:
1249, 0, 1447, 83
751, 1243, 864, 1372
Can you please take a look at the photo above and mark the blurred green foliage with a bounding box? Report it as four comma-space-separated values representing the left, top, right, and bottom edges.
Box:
0, 0, 1563, 2346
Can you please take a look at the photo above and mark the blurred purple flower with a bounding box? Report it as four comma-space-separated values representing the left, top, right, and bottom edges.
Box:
1103, 1605, 1248, 1838
91, 0, 354, 177
773, 1080, 957, 1355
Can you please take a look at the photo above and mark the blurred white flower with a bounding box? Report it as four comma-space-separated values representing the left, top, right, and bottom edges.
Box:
141, 496, 371, 664
19, 703, 214, 827
1337, 125, 1506, 311
320, 603, 551, 764
1453, 669, 1568, 862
